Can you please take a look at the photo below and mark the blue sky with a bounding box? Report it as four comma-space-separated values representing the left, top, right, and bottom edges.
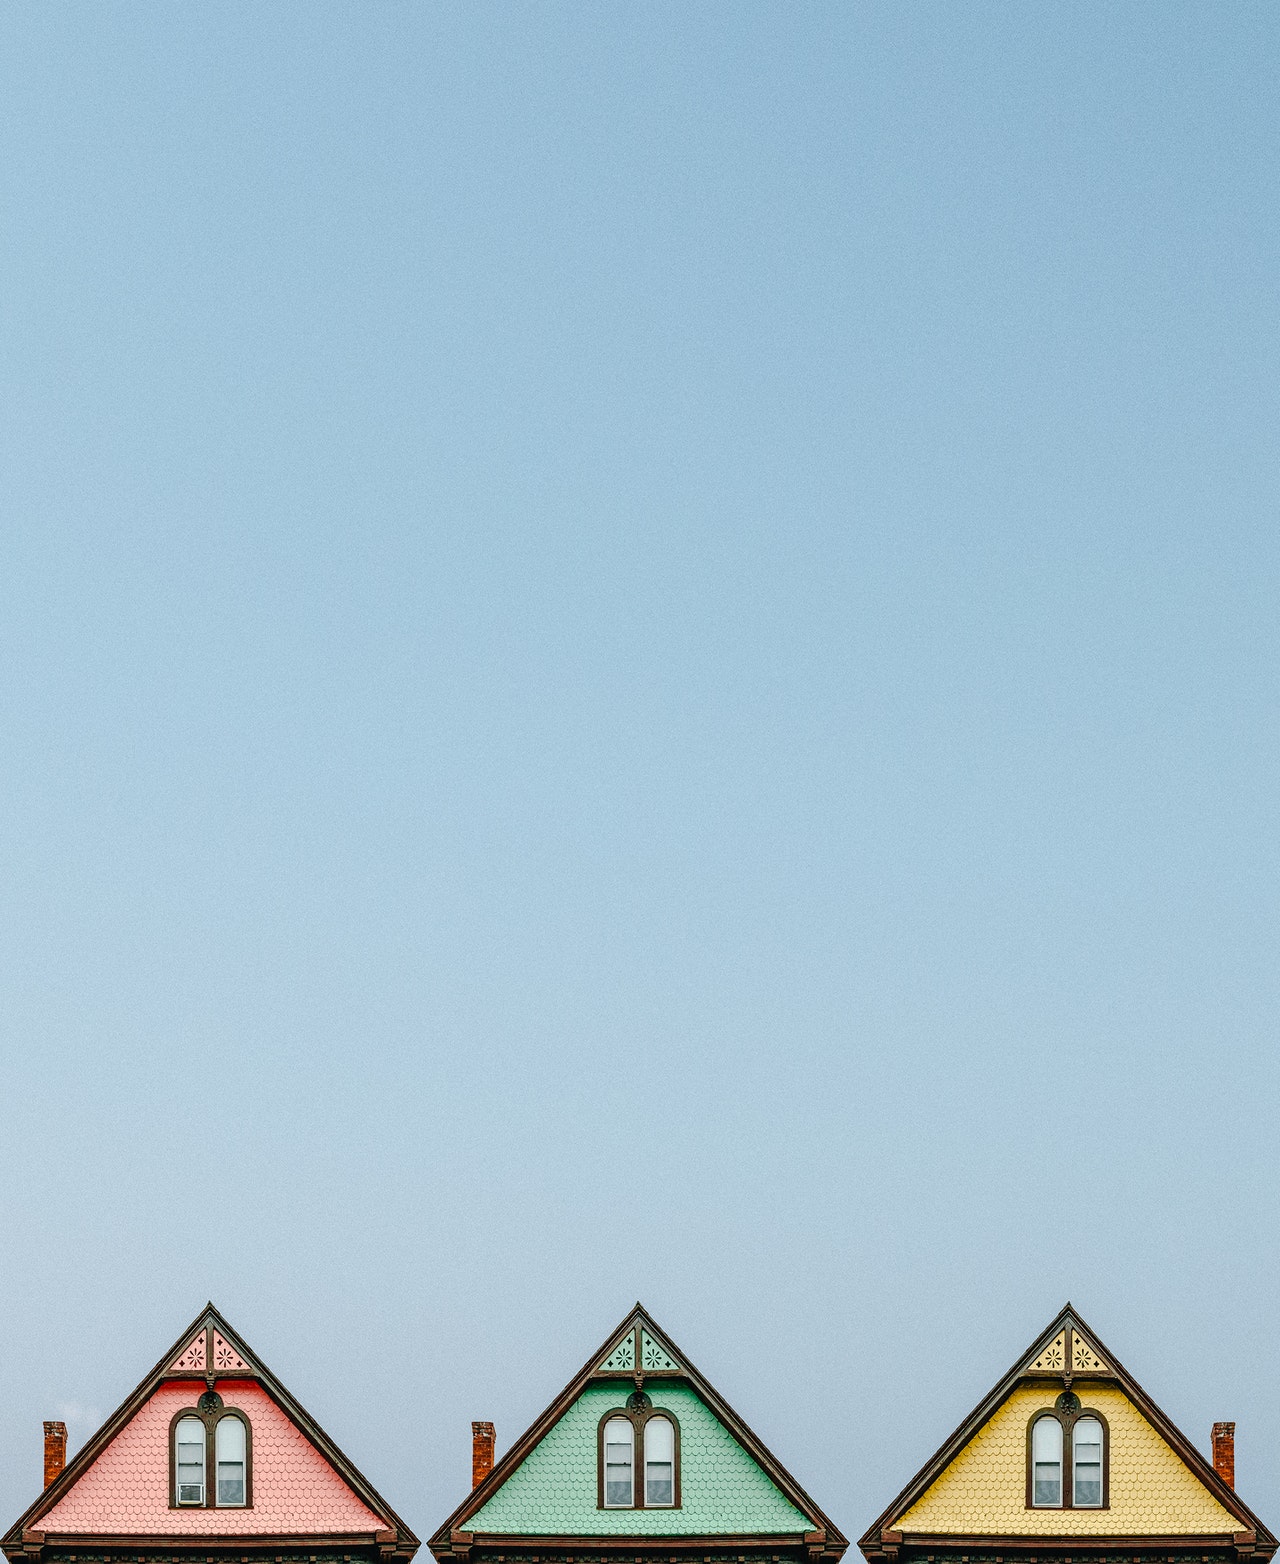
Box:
2, 0, 1279, 1546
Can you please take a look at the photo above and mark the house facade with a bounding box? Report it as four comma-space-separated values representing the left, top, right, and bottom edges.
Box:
2, 1305, 418, 1564
428, 1304, 845, 1564
859, 1306, 1274, 1564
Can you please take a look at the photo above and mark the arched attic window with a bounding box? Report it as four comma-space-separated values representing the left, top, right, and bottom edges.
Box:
175, 1418, 206, 1506
1027, 1397, 1108, 1510
603, 1418, 633, 1507
1073, 1417, 1103, 1507
216, 1415, 247, 1506
644, 1417, 675, 1506
1031, 1415, 1062, 1506
598, 1401, 681, 1510
171, 1400, 253, 1509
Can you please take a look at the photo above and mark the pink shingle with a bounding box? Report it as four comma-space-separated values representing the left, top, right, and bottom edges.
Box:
39, 1381, 384, 1535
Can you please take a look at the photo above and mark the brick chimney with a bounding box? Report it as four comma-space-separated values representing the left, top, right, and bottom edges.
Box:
472, 1422, 495, 1489
43, 1422, 67, 1489
1213, 1422, 1235, 1489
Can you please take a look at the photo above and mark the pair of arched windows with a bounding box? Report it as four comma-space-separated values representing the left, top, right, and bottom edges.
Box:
172, 1405, 251, 1508
1029, 1403, 1106, 1509
599, 1406, 679, 1509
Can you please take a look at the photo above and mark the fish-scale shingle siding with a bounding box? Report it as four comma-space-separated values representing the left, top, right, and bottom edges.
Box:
467, 1385, 810, 1536
37, 1381, 384, 1534
896, 1386, 1242, 1536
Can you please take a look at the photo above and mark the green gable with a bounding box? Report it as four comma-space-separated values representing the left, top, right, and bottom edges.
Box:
464, 1384, 811, 1536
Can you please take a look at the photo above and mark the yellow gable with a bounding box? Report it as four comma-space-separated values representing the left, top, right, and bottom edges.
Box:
895, 1385, 1241, 1536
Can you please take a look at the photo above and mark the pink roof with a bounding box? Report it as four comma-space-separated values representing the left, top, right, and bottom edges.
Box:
39, 1380, 385, 1536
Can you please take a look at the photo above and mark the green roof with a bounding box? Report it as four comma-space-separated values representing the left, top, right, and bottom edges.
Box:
465, 1384, 812, 1536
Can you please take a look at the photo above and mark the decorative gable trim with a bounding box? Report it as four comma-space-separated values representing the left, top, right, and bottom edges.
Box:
857, 1305, 1275, 1564
593, 1326, 683, 1380
1028, 1333, 1066, 1374
162, 1323, 261, 1385
2, 1304, 419, 1562
210, 1331, 251, 1375
639, 1333, 680, 1374
429, 1304, 846, 1562
168, 1335, 208, 1374
598, 1336, 636, 1374
1071, 1335, 1108, 1375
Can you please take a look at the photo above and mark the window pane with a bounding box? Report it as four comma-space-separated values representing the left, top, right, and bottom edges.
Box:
645, 1418, 675, 1506
1031, 1417, 1062, 1507
645, 1420, 674, 1461
176, 1417, 205, 1505
646, 1466, 673, 1505
1033, 1465, 1062, 1506
216, 1417, 247, 1506
217, 1467, 245, 1506
1073, 1418, 1103, 1507
604, 1418, 633, 1508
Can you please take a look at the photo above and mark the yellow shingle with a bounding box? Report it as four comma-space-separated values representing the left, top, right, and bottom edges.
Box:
895, 1385, 1238, 1536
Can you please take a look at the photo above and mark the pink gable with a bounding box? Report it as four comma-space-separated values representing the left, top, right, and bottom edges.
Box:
39, 1381, 385, 1535
211, 1333, 250, 1374
169, 1336, 206, 1373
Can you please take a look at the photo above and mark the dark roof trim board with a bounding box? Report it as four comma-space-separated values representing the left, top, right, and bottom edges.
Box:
885, 1536, 1254, 1552
460, 1536, 830, 1554
19, 1537, 393, 1553
428, 1303, 846, 1561
2, 1303, 419, 1561
857, 1304, 1275, 1564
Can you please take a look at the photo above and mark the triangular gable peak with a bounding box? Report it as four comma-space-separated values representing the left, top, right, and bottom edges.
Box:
592, 1322, 684, 1379
1023, 1322, 1110, 1378
430, 1304, 846, 1564
859, 1305, 1275, 1564
164, 1323, 256, 1378
3, 1303, 418, 1562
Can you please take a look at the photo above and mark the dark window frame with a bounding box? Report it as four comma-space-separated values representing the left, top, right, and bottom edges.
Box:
169, 1405, 253, 1510
1025, 1405, 1109, 1511
596, 1405, 681, 1511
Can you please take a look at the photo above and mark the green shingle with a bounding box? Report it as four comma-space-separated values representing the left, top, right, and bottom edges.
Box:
466, 1385, 810, 1536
